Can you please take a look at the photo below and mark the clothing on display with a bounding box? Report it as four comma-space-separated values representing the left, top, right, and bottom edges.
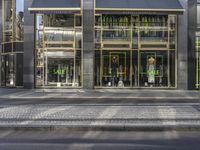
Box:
147, 57, 156, 84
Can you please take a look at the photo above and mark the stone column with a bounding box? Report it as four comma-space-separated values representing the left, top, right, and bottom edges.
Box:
23, 0, 35, 88
177, 0, 188, 90
82, 0, 94, 89
188, 0, 197, 90
0, 2, 2, 86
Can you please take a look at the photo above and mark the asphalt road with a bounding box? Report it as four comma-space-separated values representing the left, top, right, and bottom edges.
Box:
0, 130, 200, 150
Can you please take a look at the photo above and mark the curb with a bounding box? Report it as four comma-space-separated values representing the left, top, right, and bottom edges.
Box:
0, 95, 200, 101
1, 124, 200, 131
0, 119, 200, 131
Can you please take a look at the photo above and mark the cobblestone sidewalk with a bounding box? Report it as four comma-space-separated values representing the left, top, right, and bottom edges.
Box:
0, 89, 199, 100
0, 104, 200, 130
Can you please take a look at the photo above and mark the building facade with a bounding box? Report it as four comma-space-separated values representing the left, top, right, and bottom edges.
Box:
1, 0, 24, 87
188, 0, 200, 90
0, 0, 199, 90
0, 1, 2, 85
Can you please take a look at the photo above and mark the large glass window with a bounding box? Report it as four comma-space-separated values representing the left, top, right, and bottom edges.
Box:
1, 0, 24, 87
95, 14, 177, 88
197, 0, 200, 28
1, 54, 15, 86
3, 0, 13, 42
35, 14, 82, 87
2, 0, 24, 42
15, 0, 24, 41
95, 50, 131, 87
139, 51, 175, 87
196, 32, 200, 89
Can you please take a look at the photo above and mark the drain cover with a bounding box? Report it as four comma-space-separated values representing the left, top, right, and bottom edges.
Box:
193, 105, 200, 112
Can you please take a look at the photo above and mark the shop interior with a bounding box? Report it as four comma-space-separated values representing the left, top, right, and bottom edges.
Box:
94, 14, 177, 88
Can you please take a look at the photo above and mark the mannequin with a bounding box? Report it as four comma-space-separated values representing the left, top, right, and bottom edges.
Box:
111, 56, 118, 87
148, 56, 156, 87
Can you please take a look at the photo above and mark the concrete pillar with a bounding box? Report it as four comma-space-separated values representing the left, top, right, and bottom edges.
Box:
177, 0, 188, 90
82, 0, 94, 89
188, 0, 197, 90
23, 0, 35, 88
0, 2, 2, 86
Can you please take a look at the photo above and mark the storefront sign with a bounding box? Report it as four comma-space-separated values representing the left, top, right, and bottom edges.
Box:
50, 69, 66, 75
147, 70, 160, 76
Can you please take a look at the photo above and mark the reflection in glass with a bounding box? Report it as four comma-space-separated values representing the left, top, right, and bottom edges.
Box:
139, 51, 173, 87
15, 0, 24, 41
169, 16, 176, 49
196, 32, 200, 89
3, 0, 24, 42
3, 0, 13, 42
35, 14, 82, 87
1, 0, 24, 87
95, 14, 177, 88
197, 1, 200, 28
3, 55, 15, 86
1, 56, 6, 86
95, 50, 131, 87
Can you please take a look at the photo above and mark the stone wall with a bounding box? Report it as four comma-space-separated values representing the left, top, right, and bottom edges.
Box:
0, 1, 2, 85
177, 0, 188, 90
23, 0, 35, 88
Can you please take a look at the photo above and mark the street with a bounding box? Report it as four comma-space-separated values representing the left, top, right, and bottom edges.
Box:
0, 130, 200, 150
0, 89, 199, 149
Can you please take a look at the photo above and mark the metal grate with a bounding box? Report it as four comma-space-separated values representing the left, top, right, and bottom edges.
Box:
193, 105, 200, 112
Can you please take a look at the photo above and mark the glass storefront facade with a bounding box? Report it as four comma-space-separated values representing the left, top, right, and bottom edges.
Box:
196, 1, 200, 89
35, 14, 82, 87
1, 0, 189, 89
94, 14, 177, 88
1, 0, 24, 87
197, 0, 200, 28
196, 32, 200, 89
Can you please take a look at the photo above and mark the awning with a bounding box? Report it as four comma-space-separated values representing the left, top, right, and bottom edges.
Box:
95, 0, 184, 14
29, 0, 81, 13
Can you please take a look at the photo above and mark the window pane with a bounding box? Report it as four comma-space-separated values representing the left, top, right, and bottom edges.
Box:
35, 14, 82, 87
139, 51, 171, 87
198, 0, 200, 28
15, 0, 24, 41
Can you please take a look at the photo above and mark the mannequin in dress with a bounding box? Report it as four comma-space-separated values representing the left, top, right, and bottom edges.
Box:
148, 56, 156, 87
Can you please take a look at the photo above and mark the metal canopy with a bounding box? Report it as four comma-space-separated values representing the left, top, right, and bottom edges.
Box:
29, 0, 81, 13
96, 0, 184, 13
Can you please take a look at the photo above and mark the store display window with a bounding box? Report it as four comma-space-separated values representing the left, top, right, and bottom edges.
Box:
2, 0, 24, 42
139, 51, 175, 87
95, 14, 177, 88
35, 14, 82, 87
1, 55, 15, 86
1, 0, 24, 87
197, 0, 200, 28
196, 33, 200, 89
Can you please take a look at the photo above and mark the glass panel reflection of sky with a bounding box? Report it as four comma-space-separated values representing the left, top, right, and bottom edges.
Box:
16, 0, 24, 13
